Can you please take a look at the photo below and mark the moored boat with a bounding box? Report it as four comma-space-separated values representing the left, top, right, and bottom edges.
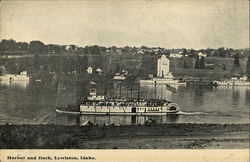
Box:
56, 105, 80, 114
213, 76, 250, 86
0, 71, 30, 81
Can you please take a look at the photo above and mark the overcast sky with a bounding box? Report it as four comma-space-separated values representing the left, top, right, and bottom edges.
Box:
1, 0, 249, 49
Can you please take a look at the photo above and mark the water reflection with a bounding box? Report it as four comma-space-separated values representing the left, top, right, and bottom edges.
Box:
231, 88, 240, 106
140, 84, 176, 100
111, 81, 182, 100
0, 80, 29, 89
0, 81, 57, 124
77, 114, 179, 126
56, 114, 79, 126
245, 89, 250, 105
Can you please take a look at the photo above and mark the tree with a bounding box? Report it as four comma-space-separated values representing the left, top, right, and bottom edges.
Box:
218, 47, 226, 57
223, 64, 226, 70
183, 48, 187, 55
199, 56, 205, 69
17, 42, 28, 51
121, 46, 131, 52
33, 54, 40, 72
183, 60, 188, 68
0, 66, 3, 75
111, 46, 117, 52
85, 45, 100, 55
195, 55, 200, 69
140, 46, 149, 50
47, 44, 62, 54
233, 53, 240, 67
29, 41, 45, 54
246, 55, 250, 79
189, 49, 196, 57
0, 39, 18, 51
232, 53, 241, 75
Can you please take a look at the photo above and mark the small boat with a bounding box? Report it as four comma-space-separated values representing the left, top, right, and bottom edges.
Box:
213, 76, 250, 86
56, 105, 80, 115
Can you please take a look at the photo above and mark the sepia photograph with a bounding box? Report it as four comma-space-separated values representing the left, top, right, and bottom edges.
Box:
0, 0, 249, 161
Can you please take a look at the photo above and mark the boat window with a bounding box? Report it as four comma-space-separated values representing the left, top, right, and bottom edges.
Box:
100, 102, 106, 106
120, 103, 127, 106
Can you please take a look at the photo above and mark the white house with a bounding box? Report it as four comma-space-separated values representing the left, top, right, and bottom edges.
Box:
157, 55, 170, 77
137, 49, 144, 54
198, 52, 207, 58
87, 67, 93, 74
96, 68, 102, 74
170, 53, 183, 58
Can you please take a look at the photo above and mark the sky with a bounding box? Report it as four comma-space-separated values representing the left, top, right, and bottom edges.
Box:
1, 0, 249, 49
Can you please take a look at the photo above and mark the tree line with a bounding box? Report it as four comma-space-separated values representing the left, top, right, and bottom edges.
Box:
1, 39, 249, 58
0, 39, 107, 55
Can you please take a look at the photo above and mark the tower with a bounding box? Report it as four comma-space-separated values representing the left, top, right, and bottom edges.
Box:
157, 55, 170, 77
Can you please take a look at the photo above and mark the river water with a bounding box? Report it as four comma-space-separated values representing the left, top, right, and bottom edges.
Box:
0, 80, 249, 125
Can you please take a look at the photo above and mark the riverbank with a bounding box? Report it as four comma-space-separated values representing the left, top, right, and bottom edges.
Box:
0, 123, 249, 149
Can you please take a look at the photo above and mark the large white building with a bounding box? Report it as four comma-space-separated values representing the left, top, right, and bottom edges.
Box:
157, 55, 170, 77
140, 55, 185, 85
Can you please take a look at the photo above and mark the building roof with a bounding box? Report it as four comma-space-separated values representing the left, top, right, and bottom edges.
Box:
96, 68, 102, 72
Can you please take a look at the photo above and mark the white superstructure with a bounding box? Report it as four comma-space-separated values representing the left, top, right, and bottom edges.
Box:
213, 76, 250, 86
0, 71, 30, 81
79, 87, 180, 115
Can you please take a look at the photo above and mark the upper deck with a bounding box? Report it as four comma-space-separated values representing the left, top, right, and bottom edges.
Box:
80, 96, 171, 107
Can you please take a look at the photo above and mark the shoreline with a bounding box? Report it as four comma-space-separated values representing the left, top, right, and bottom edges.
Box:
0, 123, 249, 149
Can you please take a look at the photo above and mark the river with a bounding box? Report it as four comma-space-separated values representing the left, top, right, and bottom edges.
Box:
0, 80, 249, 125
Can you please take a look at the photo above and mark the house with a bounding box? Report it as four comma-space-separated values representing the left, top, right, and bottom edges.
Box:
96, 68, 102, 74
170, 53, 183, 58
86, 67, 93, 74
198, 52, 207, 58
137, 49, 144, 54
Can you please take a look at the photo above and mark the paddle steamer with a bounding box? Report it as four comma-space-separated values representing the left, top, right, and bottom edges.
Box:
78, 87, 180, 115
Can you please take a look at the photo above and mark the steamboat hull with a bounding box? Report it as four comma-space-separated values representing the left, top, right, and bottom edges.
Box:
80, 112, 179, 115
